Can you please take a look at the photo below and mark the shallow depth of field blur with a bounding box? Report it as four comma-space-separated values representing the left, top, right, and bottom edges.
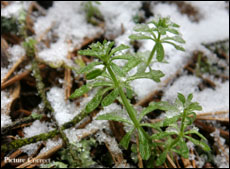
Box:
1, 1, 229, 168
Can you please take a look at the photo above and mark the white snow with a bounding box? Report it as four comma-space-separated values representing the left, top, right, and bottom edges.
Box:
1, 1, 30, 18
47, 87, 94, 126
34, 2, 103, 67
21, 120, 54, 155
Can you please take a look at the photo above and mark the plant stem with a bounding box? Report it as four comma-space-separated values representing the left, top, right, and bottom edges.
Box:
180, 109, 187, 137
106, 65, 140, 128
146, 33, 161, 68
146, 44, 157, 68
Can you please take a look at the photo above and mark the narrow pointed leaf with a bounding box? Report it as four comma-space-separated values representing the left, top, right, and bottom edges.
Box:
129, 33, 153, 41
78, 62, 102, 74
96, 112, 132, 125
156, 151, 167, 166
92, 81, 113, 87
186, 102, 202, 112
101, 88, 119, 107
120, 128, 135, 149
110, 44, 129, 56
150, 131, 177, 140
156, 43, 164, 62
184, 136, 210, 151
138, 128, 151, 160
177, 93, 186, 104
86, 69, 104, 80
178, 139, 189, 158
162, 41, 185, 51
163, 115, 181, 127
185, 129, 207, 140
85, 87, 111, 113
127, 69, 164, 82
111, 54, 133, 61
111, 62, 126, 77
187, 93, 193, 102
122, 58, 142, 73
139, 101, 173, 121
69, 84, 90, 99
167, 28, 179, 35
161, 36, 185, 44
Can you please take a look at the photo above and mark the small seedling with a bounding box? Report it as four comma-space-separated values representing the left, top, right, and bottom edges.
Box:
82, 1, 104, 25
129, 16, 185, 72
70, 16, 210, 166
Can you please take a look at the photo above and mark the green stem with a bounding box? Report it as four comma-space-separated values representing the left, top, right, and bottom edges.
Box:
146, 44, 157, 68
146, 33, 161, 68
106, 65, 140, 128
180, 109, 187, 137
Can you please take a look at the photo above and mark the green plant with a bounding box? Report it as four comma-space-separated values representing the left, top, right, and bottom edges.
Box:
70, 40, 164, 160
82, 1, 104, 25
129, 16, 185, 72
70, 16, 210, 166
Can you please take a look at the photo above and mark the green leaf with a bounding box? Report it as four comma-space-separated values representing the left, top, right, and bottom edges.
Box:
69, 84, 90, 99
125, 87, 134, 99
167, 28, 179, 35
78, 49, 102, 58
163, 115, 181, 127
120, 128, 135, 149
129, 33, 153, 41
139, 101, 174, 121
150, 131, 177, 140
185, 129, 207, 140
133, 24, 152, 32
156, 150, 167, 166
162, 41, 185, 51
111, 54, 133, 61
101, 88, 119, 107
186, 102, 202, 112
177, 93, 186, 104
137, 128, 151, 160
91, 81, 113, 87
184, 136, 210, 151
78, 62, 102, 74
140, 122, 163, 130
127, 69, 164, 82
161, 36, 185, 44
156, 43, 164, 62
86, 69, 104, 80
187, 93, 193, 102
122, 58, 142, 73
110, 44, 129, 56
111, 62, 126, 77
178, 139, 189, 158
96, 112, 132, 125
85, 87, 110, 113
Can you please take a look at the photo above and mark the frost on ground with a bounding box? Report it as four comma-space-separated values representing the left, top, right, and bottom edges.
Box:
34, 2, 103, 67
21, 120, 54, 155
1, 1, 229, 167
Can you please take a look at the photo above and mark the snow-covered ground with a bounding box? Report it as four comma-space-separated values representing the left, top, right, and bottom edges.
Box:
1, 1, 229, 168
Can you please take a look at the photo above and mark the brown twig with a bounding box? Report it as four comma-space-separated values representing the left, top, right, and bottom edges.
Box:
1, 64, 46, 90
136, 134, 143, 168
196, 116, 229, 122
216, 136, 229, 163
190, 149, 196, 168
16, 143, 63, 168
2, 55, 26, 83
1, 149, 22, 167
166, 154, 177, 168
194, 120, 229, 139
64, 41, 73, 100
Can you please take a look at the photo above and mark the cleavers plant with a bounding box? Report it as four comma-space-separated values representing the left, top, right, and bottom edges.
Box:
70, 16, 210, 166
129, 16, 185, 73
